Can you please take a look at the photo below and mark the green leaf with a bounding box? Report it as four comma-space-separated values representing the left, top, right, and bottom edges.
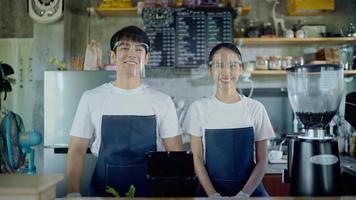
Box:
125, 185, 136, 198
105, 186, 120, 197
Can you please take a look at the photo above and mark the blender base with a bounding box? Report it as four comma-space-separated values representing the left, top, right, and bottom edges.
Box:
290, 138, 342, 196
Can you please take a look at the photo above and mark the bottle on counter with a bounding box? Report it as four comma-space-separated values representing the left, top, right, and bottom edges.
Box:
350, 134, 356, 157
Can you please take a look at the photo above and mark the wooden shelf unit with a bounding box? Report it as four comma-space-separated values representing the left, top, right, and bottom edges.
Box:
95, 7, 137, 16
234, 37, 356, 46
244, 70, 356, 77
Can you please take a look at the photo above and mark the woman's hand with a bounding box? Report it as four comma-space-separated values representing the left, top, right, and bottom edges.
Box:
234, 191, 249, 199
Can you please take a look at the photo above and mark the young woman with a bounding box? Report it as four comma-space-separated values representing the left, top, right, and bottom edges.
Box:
183, 43, 275, 198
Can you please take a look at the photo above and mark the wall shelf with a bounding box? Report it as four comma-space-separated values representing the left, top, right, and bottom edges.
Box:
95, 7, 137, 16
234, 37, 356, 46
244, 70, 356, 77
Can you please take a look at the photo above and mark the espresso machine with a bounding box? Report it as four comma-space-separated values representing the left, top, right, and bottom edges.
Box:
285, 64, 343, 196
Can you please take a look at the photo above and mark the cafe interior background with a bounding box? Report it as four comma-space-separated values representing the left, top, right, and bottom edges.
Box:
0, 0, 356, 197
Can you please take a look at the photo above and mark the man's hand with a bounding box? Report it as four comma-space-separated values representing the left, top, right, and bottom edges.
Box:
67, 136, 89, 194
66, 192, 82, 197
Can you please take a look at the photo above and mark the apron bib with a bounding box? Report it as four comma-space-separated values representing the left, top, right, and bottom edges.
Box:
90, 115, 157, 197
198, 127, 268, 197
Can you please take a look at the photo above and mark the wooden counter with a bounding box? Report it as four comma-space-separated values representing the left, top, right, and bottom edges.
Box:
59, 197, 356, 199
0, 174, 63, 200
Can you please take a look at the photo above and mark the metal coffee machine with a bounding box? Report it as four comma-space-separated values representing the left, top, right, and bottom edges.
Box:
285, 64, 343, 196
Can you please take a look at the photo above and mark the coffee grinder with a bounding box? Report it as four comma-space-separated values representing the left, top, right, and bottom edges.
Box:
285, 64, 343, 196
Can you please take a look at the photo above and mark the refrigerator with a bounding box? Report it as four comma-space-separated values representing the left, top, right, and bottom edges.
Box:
44, 71, 115, 197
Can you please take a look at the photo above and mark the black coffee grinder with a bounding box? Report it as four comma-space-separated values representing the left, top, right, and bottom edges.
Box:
284, 64, 343, 196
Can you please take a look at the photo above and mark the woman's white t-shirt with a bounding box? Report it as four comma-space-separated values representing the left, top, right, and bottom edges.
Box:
183, 95, 275, 156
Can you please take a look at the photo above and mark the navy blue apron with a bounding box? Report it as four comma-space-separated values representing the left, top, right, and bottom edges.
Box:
198, 127, 268, 197
90, 115, 157, 197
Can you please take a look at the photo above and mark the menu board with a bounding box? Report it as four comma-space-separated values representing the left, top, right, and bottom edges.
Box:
146, 26, 176, 68
175, 9, 206, 68
144, 8, 233, 68
206, 10, 233, 59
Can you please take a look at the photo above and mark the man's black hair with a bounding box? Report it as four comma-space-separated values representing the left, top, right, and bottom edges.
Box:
110, 26, 150, 52
208, 43, 242, 67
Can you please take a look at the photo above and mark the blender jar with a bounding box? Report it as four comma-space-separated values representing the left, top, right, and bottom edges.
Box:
286, 64, 344, 137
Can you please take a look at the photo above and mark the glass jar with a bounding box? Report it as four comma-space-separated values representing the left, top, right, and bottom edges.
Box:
281, 56, 293, 70
256, 55, 269, 70
234, 26, 245, 38
269, 55, 282, 70
293, 56, 304, 66
246, 20, 260, 38
262, 22, 274, 37
244, 61, 255, 72
340, 45, 354, 70
296, 29, 305, 38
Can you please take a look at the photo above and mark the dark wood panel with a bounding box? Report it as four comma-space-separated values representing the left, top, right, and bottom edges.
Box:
263, 174, 290, 196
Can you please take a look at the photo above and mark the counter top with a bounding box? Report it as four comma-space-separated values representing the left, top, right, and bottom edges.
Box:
56, 197, 356, 199
267, 163, 287, 174
0, 174, 63, 200
341, 155, 356, 176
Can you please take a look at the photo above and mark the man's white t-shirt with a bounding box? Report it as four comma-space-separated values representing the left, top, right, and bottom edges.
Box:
183, 95, 275, 156
70, 83, 180, 156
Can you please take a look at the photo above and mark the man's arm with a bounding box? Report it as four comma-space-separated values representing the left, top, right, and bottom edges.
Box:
191, 135, 217, 197
67, 136, 90, 193
162, 135, 183, 151
239, 139, 268, 195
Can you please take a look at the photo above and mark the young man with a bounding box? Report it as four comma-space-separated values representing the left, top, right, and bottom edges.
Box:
67, 26, 183, 197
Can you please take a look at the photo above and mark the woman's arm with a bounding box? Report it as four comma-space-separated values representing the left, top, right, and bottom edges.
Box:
163, 135, 183, 151
191, 135, 217, 197
239, 139, 268, 195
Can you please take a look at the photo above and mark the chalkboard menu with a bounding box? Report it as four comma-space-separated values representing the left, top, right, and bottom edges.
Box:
146, 26, 176, 68
143, 8, 234, 68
